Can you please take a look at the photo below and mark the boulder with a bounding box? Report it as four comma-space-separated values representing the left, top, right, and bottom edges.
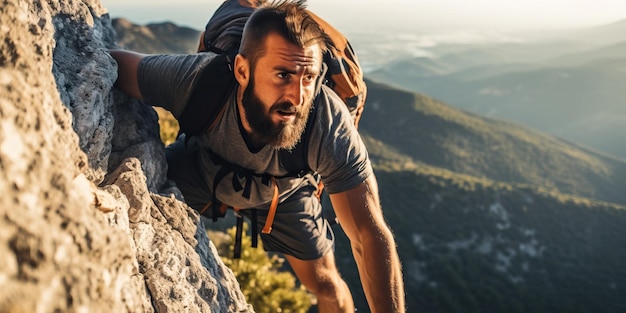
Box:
0, 0, 253, 312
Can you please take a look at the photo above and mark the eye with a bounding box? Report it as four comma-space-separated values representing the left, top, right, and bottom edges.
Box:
277, 72, 289, 80
303, 74, 317, 84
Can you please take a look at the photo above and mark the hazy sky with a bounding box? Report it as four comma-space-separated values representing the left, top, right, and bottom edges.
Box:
101, 0, 626, 33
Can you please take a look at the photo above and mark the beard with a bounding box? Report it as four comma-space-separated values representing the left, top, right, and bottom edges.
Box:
242, 77, 312, 150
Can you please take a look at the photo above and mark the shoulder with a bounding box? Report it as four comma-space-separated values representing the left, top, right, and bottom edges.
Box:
316, 86, 352, 116
306, 86, 360, 152
306, 87, 372, 193
311, 86, 354, 131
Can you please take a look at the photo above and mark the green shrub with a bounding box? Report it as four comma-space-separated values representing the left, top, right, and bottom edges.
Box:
208, 224, 313, 313
154, 107, 179, 145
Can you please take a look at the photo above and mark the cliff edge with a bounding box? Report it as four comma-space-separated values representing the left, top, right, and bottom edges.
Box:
0, 0, 253, 312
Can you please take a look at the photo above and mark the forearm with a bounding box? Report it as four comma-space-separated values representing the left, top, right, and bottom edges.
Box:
330, 176, 405, 312
353, 224, 405, 313
109, 49, 146, 99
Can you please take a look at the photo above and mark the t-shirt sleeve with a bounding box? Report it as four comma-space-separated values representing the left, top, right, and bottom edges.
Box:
308, 87, 373, 194
137, 52, 218, 118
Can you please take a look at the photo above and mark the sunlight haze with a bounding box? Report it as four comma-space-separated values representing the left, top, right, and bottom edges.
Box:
101, 0, 626, 33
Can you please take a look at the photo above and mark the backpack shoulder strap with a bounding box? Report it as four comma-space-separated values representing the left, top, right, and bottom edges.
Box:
307, 11, 367, 128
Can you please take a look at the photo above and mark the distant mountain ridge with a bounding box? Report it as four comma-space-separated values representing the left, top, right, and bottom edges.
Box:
367, 21, 626, 159
111, 18, 626, 313
112, 18, 201, 54
576, 18, 626, 45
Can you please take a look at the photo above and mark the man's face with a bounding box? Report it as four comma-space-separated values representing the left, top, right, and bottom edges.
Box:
240, 32, 322, 150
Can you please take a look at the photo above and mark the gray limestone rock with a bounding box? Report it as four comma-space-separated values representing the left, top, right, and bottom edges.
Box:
0, 0, 253, 312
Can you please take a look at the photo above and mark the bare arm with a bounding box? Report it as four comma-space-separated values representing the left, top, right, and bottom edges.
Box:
109, 49, 146, 99
329, 175, 405, 313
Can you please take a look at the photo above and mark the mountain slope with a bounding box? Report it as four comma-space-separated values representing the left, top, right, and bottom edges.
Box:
336, 164, 626, 313
360, 79, 626, 206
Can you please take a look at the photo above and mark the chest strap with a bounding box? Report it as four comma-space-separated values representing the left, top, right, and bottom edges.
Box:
262, 177, 279, 234
198, 176, 279, 259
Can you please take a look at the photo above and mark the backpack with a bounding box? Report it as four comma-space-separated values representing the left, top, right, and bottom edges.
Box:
179, 0, 367, 257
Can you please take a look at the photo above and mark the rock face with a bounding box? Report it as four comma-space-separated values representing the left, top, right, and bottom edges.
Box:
0, 0, 253, 312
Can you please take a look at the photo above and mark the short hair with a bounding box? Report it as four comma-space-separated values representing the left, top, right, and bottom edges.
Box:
239, 0, 330, 69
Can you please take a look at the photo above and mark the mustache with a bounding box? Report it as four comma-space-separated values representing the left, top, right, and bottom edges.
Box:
271, 100, 314, 115
272, 102, 299, 114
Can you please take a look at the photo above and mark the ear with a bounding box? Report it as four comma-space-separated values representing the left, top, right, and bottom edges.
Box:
234, 54, 250, 88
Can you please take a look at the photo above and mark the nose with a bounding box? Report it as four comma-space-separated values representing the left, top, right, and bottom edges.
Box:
285, 80, 305, 106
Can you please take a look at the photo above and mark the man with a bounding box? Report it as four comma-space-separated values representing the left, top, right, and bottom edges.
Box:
110, 1, 405, 312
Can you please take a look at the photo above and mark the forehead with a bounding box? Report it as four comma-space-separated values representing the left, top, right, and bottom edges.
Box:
258, 32, 323, 71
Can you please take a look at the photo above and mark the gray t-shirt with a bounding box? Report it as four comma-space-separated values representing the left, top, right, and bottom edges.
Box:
138, 53, 372, 209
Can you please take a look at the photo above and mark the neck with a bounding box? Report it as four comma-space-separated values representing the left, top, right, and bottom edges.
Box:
236, 86, 253, 135
236, 86, 266, 152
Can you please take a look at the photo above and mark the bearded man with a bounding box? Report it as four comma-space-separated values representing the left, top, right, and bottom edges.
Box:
111, 1, 404, 312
